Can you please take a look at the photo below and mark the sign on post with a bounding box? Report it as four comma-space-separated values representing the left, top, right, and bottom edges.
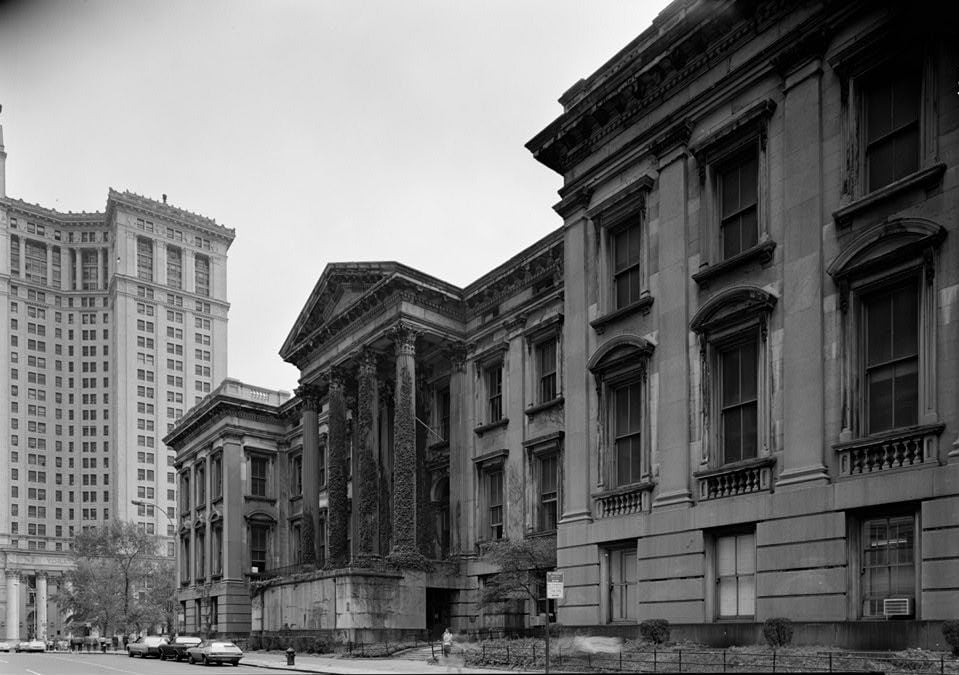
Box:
546, 571, 564, 599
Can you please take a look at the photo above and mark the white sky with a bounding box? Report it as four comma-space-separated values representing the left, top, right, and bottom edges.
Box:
0, 0, 663, 392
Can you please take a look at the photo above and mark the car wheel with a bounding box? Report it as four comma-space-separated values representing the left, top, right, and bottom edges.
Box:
201, 654, 208, 666
128, 650, 133, 657
189, 654, 195, 664
232, 660, 239, 666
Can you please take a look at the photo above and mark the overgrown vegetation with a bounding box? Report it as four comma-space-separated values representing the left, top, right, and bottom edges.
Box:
762, 617, 794, 647
944, 620, 959, 657
477, 537, 556, 614
639, 619, 670, 645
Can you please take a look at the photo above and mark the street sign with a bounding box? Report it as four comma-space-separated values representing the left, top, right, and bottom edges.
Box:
546, 571, 564, 599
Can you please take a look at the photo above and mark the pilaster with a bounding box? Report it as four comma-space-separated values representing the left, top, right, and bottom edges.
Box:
356, 349, 380, 558
36, 572, 48, 641
326, 368, 350, 568
295, 384, 322, 564
5, 569, 19, 641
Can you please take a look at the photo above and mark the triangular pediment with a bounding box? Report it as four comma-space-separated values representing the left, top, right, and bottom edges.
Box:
279, 262, 399, 361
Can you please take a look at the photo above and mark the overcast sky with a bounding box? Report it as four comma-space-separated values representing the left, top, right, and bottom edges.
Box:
0, 0, 662, 392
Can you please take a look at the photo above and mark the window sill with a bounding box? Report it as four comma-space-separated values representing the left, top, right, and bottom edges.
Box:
593, 481, 654, 518
474, 418, 509, 436
590, 296, 654, 334
833, 163, 946, 228
525, 396, 564, 417
244, 495, 277, 505
834, 423, 944, 477
694, 456, 775, 501
692, 240, 777, 287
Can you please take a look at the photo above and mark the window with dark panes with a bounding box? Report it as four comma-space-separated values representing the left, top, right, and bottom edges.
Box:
613, 381, 643, 486
487, 469, 504, 540
861, 514, 915, 617
864, 63, 920, 192
195, 463, 205, 507
612, 223, 642, 309
537, 338, 557, 403
291, 454, 302, 497
211, 454, 222, 499
538, 453, 558, 532
486, 364, 503, 423
436, 386, 451, 440
167, 246, 182, 290
719, 150, 759, 259
195, 529, 205, 579
212, 523, 223, 575
318, 442, 326, 487
250, 525, 268, 572
250, 456, 268, 497
864, 280, 918, 434
195, 254, 210, 297
136, 238, 153, 282
721, 339, 758, 464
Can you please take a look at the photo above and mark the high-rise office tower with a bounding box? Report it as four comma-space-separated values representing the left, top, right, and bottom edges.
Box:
0, 120, 234, 641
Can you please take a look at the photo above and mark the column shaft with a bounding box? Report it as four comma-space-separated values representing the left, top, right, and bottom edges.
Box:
391, 325, 418, 557
5, 572, 19, 640
36, 573, 47, 641
326, 374, 350, 567
46, 245, 53, 287
96, 248, 104, 290
296, 387, 321, 565
356, 351, 379, 557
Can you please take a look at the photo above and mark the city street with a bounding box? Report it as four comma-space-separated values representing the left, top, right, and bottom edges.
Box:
0, 652, 272, 675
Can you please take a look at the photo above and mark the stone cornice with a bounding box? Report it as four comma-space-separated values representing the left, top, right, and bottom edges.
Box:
106, 189, 235, 241
163, 397, 286, 449
1, 197, 105, 225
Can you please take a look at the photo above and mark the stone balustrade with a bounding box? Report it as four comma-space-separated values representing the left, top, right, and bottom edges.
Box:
834, 424, 943, 477
593, 482, 653, 518
695, 457, 775, 501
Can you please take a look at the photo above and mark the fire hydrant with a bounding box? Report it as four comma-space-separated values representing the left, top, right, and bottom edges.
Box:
285, 648, 295, 666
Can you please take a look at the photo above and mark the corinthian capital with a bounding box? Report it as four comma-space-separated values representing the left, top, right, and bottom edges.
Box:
357, 347, 380, 378
321, 365, 346, 393
294, 383, 322, 411
389, 322, 419, 356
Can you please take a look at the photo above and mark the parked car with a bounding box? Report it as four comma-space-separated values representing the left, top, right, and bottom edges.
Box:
158, 635, 202, 661
187, 640, 243, 666
16, 639, 47, 653
0, 639, 17, 652
126, 635, 167, 658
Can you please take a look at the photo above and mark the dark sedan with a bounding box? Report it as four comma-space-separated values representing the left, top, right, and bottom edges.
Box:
158, 635, 202, 661
126, 635, 167, 658
187, 640, 243, 666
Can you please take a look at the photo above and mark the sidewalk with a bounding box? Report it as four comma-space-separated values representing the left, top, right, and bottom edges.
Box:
240, 649, 518, 674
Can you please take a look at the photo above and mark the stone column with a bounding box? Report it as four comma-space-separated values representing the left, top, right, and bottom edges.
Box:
35, 573, 47, 642
46, 245, 53, 287
74, 249, 82, 290
652, 140, 693, 508
389, 323, 426, 566
447, 344, 469, 554
5, 570, 19, 640
326, 369, 350, 568
18, 235, 25, 277
356, 349, 379, 559
221, 435, 243, 580
295, 385, 321, 565
777, 58, 829, 487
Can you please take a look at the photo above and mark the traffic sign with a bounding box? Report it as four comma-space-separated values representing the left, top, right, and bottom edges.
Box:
546, 571, 564, 599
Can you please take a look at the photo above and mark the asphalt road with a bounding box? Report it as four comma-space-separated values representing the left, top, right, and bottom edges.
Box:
0, 652, 275, 675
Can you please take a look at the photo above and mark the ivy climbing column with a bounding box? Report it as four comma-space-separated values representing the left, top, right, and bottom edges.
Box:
326, 368, 350, 568
389, 323, 422, 564
356, 349, 379, 559
296, 384, 321, 564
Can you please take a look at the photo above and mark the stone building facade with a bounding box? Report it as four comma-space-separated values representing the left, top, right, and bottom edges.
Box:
168, 0, 958, 649
0, 119, 234, 641
526, 0, 959, 648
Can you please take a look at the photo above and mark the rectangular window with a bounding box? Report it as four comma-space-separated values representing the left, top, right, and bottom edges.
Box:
608, 547, 638, 622
719, 151, 759, 259
612, 222, 641, 309
720, 339, 758, 463
291, 522, 302, 564
195, 255, 210, 297
435, 386, 450, 441
537, 453, 558, 532
863, 63, 920, 192
861, 514, 915, 617
195, 529, 205, 580
486, 468, 503, 540
291, 454, 302, 497
717, 532, 756, 618
81, 249, 98, 290
250, 456, 268, 497
537, 338, 558, 403
250, 525, 268, 573
212, 524, 223, 576
137, 238, 153, 281
167, 246, 182, 289
211, 454, 222, 499
485, 364, 503, 423
24, 240, 47, 284
195, 463, 206, 506
863, 280, 919, 434
613, 381, 643, 486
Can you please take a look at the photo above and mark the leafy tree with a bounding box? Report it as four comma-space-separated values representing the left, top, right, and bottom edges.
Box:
478, 537, 556, 617
57, 520, 167, 637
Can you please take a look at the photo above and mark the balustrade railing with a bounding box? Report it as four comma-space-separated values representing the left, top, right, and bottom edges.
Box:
835, 425, 943, 477
593, 483, 653, 518
696, 458, 774, 501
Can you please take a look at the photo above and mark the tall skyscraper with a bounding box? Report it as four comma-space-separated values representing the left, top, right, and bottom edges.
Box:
0, 120, 234, 641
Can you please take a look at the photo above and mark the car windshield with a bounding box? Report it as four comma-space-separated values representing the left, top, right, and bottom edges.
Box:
212, 642, 238, 650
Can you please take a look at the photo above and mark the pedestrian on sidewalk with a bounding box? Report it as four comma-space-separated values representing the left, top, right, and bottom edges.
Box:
442, 628, 453, 658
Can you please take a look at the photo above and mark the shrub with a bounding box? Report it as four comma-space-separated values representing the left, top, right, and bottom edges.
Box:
247, 635, 261, 651
310, 636, 332, 654
762, 618, 794, 648
639, 619, 670, 644
943, 620, 959, 656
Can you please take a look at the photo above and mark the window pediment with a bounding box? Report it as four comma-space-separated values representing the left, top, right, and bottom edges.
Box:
690, 99, 776, 165
690, 286, 777, 335
587, 335, 654, 379
244, 511, 276, 524
586, 175, 654, 230
827, 218, 946, 283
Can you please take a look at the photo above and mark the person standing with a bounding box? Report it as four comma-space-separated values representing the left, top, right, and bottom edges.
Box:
442, 628, 453, 657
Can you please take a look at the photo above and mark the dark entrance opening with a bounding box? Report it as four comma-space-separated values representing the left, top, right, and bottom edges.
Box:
425, 588, 452, 640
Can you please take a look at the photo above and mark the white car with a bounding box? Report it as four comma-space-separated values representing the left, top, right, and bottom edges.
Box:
16, 639, 47, 652
0, 639, 17, 652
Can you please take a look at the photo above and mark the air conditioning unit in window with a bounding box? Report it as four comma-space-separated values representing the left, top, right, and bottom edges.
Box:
883, 598, 912, 617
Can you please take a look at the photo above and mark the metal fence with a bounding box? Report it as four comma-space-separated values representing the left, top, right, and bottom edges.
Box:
465, 644, 958, 674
